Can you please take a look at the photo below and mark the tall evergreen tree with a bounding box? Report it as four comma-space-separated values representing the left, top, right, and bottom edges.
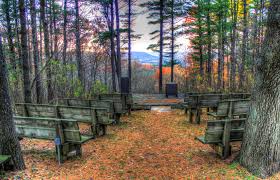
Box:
75, 0, 84, 86
19, 0, 32, 103
40, 0, 53, 101
30, 0, 43, 103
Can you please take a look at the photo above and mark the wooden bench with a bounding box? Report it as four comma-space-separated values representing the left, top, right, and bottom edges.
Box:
207, 99, 250, 120
15, 103, 114, 137
196, 118, 245, 159
0, 155, 11, 170
93, 93, 133, 123
185, 94, 223, 124
14, 116, 92, 164
51, 98, 117, 122
184, 93, 250, 124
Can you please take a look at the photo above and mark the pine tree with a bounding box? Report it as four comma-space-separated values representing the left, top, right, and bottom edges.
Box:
19, 0, 32, 103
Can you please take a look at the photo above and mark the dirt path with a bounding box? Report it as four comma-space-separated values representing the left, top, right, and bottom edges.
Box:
6, 110, 259, 179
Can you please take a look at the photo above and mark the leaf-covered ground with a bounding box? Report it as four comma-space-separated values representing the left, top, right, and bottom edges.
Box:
3, 109, 274, 179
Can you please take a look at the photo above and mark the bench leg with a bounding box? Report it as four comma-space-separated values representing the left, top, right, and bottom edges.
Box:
91, 125, 97, 139
184, 107, 188, 115
74, 144, 82, 157
189, 109, 193, 123
210, 144, 232, 159
96, 124, 107, 136
128, 105, 132, 115
115, 113, 121, 125
195, 108, 201, 124
56, 144, 68, 164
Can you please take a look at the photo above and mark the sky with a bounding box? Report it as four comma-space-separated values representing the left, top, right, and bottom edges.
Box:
131, 1, 189, 54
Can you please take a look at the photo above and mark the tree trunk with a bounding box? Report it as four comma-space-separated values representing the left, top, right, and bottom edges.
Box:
75, 0, 84, 86
62, 0, 68, 65
49, 0, 54, 58
239, 0, 248, 90
230, 0, 237, 91
13, 0, 22, 70
3, 0, 16, 71
19, 0, 32, 103
217, 12, 222, 90
110, 1, 117, 92
0, 33, 25, 170
240, 1, 280, 178
197, 1, 204, 79
128, 0, 132, 92
40, 0, 53, 101
206, 0, 212, 88
30, 0, 43, 104
115, 0, 122, 91
170, 0, 174, 83
159, 0, 164, 93
52, 0, 58, 61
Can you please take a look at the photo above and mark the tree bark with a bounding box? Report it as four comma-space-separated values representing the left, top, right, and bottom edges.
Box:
0, 33, 25, 170
30, 0, 43, 104
240, 1, 280, 178
19, 0, 32, 103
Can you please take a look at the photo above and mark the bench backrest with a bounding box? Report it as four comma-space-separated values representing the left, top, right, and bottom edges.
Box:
94, 94, 129, 113
58, 106, 110, 124
185, 94, 222, 108
51, 98, 115, 116
204, 118, 245, 143
14, 116, 82, 143
184, 93, 251, 109
15, 104, 112, 125
216, 99, 250, 117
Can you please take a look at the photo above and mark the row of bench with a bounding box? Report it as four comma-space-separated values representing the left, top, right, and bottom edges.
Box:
184, 93, 250, 124
1, 93, 133, 167
183, 92, 250, 159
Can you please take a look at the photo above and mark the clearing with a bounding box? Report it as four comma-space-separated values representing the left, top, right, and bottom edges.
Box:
4, 109, 268, 179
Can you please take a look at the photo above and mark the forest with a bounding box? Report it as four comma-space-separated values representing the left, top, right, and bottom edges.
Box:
0, 0, 279, 179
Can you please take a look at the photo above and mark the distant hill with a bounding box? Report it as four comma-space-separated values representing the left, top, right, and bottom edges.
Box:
127, 51, 187, 66
130, 52, 159, 65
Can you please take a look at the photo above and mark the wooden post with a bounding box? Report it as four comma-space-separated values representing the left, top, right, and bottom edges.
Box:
222, 120, 231, 159
228, 101, 233, 119
90, 108, 97, 138
195, 96, 201, 124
